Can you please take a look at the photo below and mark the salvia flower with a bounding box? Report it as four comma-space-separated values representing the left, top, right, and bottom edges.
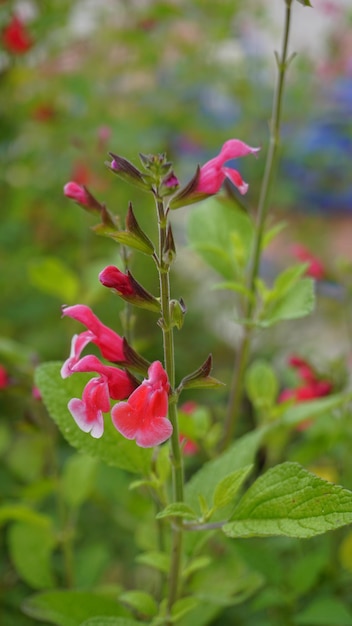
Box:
2, 15, 32, 54
68, 376, 110, 439
99, 266, 160, 312
196, 139, 260, 195
62, 305, 125, 363
0, 365, 9, 389
111, 361, 172, 448
64, 182, 95, 209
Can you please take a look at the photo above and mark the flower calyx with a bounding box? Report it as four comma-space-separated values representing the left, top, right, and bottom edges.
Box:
177, 354, 225, 393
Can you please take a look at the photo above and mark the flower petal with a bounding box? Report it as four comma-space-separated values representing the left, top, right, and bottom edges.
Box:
68, 377, 110, 438
222, 167, 248, 195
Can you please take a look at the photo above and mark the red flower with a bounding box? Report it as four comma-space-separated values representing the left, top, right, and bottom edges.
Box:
67, 354, 137, 400
99, 265, 160, 312
111, 361, 172, 448
196, 139, 260, 195
291, 244, 325, 280
62, 305, 125, 363
64, 182, 92, 207
179, 401, 199, 456
0, 365, 9, 389
2, 15, 32, 54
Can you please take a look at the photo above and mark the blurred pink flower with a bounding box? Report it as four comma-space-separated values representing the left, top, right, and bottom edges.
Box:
291, 244, 325, 280
2, 15, 32, 54
111, 361, 172, 448
196, 139, 260, 195
0, 365, 9, 389
179, 401, 199, 456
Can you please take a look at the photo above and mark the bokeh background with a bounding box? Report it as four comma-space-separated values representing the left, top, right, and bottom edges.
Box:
2, 1, 352, 625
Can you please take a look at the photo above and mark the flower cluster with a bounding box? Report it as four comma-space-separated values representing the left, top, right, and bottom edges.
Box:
61, 304, 171, 446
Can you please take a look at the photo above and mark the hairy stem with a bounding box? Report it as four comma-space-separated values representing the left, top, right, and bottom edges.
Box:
222, 0, 294, 449
155, 197, 184, 620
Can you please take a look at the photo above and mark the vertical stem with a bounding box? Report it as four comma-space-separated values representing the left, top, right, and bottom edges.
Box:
155, 197, 184, 619
221, 0, 294, 449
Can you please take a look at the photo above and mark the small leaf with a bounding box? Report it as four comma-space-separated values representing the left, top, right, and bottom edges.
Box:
156, 503, 198, 520
213, 465, 253, 511
182, 556, 211, 580
260, 277, 315, 327
135, 551, 170, 573
296, 0, 312, 6
224, 462, 352, 539
28, 257, 79, 302
119, 591, 157, 618
245, 360, 278, 411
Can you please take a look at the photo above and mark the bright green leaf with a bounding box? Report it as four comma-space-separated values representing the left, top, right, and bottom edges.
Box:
171, 596, 199, 622
119, 590, 157, 618
213, 465, 253, 511
260, 277, 315, 327
156, 503, 198, 520
8, 521, 56, 589
35, 363, 152, 475
187, 197, 254, 280
224, 462, 352, 539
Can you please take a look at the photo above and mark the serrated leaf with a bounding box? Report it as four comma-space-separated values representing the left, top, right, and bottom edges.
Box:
23, 590, 128, 626
224, 462, 352, 539
119, 591, 157, 618
156, 502, 198, 520
35, 363, 152, 475
135, 551, 170, 573
213, 465, 253, 510
8, 521, 56, 589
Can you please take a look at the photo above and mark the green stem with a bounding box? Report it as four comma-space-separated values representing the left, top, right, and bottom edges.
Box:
221, 0, 294, 449
155, 197, 184, 619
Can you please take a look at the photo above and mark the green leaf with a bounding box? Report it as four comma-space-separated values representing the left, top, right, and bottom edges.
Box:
224, 462, 352, 539
35, 363, 152, 475
0, 504, 52, 528
23, 590, 129, 626
28, 257, 79, 302
280, 392, 352, 429
119, 591, 157, 618
187, 197, 254, 280
185, 428, 265, 514
182, 556, 211, 580
245, 360, 278, 411
135, 551, 170, 573
8, 521, 56, 589
295, 0, 312, 6
156, 503, 198, 520
295, 596, 352, 625
80, 617, 145, 626
213, 465, 253, 511
260, 277, 315, 327
171, 596, 199, 621
62, 453, 98, 509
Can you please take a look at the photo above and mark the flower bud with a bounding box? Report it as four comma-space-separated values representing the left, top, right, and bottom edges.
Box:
99, 266, 160, 313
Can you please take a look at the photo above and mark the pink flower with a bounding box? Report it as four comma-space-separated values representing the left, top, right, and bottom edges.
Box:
291, 244, 325, 280
67, 354, 137, 400
179, 401, 199, 456
99, 266, 135, 296
111, 361, 172, 448
62, 305, 125, 363
68, 376, 110, 439
2, 15, 32, 55
196, 139, 260, 195
64, 182, 91, 207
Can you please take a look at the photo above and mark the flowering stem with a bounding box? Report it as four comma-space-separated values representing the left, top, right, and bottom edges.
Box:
222, 0, 294, 449
155, 196, 184, 617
